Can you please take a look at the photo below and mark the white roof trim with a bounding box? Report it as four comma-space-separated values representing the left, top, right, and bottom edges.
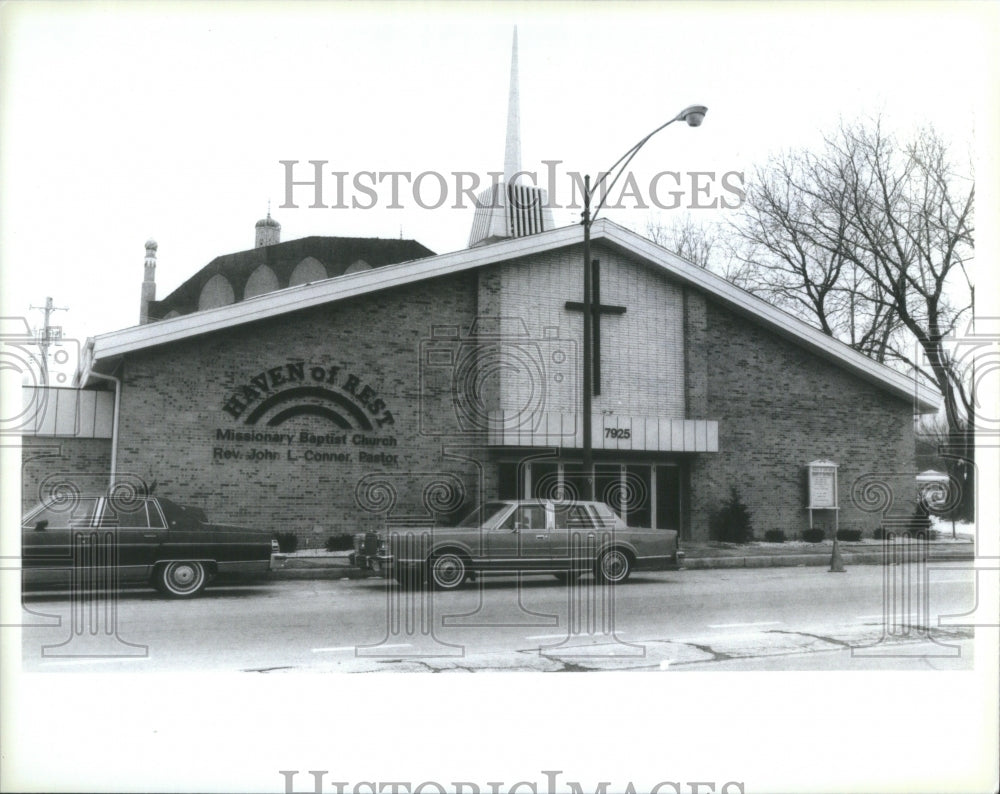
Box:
83, 219, 939, 411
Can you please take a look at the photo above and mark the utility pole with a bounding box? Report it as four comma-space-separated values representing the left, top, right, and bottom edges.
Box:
30, 296, 68, 383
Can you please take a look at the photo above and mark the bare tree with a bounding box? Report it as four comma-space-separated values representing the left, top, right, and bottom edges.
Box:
646, 214, 754, 288
731, 119, 975, 515
733, 149, 905, 363
646, 214, 715, 268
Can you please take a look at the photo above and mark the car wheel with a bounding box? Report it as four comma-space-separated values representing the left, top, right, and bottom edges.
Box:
595, 549, 631, 584
553, 572, 582, 584
156, 561, 208, 598
429, 553, 467, 591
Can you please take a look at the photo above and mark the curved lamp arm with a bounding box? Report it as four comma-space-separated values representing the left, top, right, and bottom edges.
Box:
590, 105, 707, 222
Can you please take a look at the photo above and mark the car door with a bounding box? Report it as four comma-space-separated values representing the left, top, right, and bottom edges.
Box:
551, 503, 604, 568
487, 503, 551, 567
21, 497, 99, 585
95, 497, 166, 580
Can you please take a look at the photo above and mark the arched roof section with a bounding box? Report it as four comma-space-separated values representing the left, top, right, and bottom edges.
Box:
198, 274, 235, 310
344, 259, 372, 274
289, 256, 328, 286
244, 264, 280, 299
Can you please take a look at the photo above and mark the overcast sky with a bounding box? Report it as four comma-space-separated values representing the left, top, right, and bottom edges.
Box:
2, 1, 996, 383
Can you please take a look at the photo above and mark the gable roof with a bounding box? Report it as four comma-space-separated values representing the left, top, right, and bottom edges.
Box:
80, 220, 939, 412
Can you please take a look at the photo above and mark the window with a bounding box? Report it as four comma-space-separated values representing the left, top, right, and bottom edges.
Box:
456, 502, 510, 528
100, 500, 150, 528
499, 504, 546, 531
497, 462, 521, 499
26, 497, 99, 528
554, 504, 597, 530
529, 461, 560, 500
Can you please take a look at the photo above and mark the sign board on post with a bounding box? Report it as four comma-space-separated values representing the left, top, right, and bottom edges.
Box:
807, 460, 839, 530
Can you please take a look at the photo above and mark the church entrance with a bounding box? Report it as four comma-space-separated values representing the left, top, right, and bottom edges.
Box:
496, 458, 685, 536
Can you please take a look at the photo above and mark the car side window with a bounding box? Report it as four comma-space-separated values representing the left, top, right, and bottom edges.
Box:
100, 499, 151, 528
591, 503, 618, 529
27, 497, 99, 528
147, 502, 165, 528
500, 505, 546, 531
554, 505, 597, 530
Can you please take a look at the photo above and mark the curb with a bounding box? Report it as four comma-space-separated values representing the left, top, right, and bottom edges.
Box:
269, 546, 975, 579
681, 548, 974, 570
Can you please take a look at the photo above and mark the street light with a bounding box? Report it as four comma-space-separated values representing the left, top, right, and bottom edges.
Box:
578, 105, 707, 501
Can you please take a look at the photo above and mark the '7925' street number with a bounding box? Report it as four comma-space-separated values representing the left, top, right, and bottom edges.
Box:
605, 427, 631, 439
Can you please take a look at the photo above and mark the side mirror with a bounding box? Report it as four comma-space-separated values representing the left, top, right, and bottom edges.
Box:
34, 520, 49, 532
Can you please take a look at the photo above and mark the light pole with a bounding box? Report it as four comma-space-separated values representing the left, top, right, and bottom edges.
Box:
579, 105, 707, 500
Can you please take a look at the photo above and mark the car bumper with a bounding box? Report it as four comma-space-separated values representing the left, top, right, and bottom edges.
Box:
350, 552, 394, 573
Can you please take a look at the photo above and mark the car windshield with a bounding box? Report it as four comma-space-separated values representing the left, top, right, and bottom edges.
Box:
455, 502, 511, 528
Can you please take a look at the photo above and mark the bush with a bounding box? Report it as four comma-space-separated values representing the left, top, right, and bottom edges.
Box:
710, 486, 754, 543
764, 530, 786, 543
836, 529, 863, 542
802, 528, 826, 543
275, 531, 299, 553
325, 533, 355, 552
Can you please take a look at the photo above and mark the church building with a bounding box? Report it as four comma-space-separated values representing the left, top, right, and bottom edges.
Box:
20, 33, 936, 544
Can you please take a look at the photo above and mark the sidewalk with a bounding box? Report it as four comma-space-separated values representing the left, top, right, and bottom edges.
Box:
270, 537, 976, 580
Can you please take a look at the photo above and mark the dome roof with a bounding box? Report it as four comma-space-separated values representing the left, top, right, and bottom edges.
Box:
145, 238, 158, 251
256, 213, 280, 229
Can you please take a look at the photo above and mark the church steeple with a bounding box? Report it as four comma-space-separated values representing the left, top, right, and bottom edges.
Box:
468, 27, 554, 248
504, 27, 521, 186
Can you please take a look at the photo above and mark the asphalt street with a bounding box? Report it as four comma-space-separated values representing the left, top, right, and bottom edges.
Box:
19, 562, 977, 672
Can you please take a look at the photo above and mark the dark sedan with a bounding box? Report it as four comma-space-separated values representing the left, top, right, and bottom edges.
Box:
22, 493, 278, 597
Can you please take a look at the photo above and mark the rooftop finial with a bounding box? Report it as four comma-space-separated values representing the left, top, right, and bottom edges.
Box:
255, 205, 281, 248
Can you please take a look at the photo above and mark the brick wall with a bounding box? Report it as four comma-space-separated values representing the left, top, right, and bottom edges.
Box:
114, 272, 486, 544
21, 437, 113, 510
688, 297, 917, 540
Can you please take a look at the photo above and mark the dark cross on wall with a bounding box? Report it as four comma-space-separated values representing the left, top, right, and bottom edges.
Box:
565, 259, 627, 396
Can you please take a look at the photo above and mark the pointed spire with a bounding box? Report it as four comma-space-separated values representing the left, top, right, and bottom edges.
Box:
468, 26, 553, 248
503, 26, 521, 186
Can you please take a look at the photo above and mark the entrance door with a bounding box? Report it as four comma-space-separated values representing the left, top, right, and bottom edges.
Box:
655, 465, 681, 532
